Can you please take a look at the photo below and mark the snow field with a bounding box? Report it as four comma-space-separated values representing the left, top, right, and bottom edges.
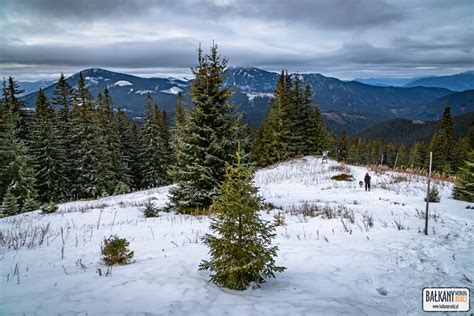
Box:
0, 157, 472, 315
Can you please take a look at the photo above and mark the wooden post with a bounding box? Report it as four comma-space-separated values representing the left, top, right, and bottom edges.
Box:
394, 153, 399, 169
424, 152, 432, 236
380, 154, 384, 165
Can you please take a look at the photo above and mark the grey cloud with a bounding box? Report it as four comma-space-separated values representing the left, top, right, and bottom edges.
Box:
5, 0, 405, 30
1, 0, 472, 80
0, 37, 199, 68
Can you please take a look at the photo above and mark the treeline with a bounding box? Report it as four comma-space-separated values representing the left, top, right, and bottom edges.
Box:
1, 45, 472, 216
333, 106, 472, 174
0, 49, 331, 216
0, 73, 174, 215
252, 71, 329, 166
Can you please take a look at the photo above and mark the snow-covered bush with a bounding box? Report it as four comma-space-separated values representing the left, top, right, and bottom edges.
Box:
101, 235, 134, 266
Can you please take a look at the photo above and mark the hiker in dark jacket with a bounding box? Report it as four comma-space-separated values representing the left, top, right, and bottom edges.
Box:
364, 173, 371, 191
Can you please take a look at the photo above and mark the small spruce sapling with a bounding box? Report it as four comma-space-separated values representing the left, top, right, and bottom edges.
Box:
424, 186, 441, 203
273, 211, 285, 226
1, 188, 19, 216
200, 146, 286, 290
143, 201, 159, 217
101, 235, 134, 266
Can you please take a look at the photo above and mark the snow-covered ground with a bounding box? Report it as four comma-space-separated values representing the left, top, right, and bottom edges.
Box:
1, 157, 472, 315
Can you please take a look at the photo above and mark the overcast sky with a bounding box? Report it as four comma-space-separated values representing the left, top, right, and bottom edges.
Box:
0, 0, 473, 81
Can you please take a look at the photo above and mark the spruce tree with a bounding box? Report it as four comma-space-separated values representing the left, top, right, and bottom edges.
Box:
52, 73, 74, 124
304, 84, 328, 155
453, 137, 471, 173
139, 95, 171, 188
97, 88, 127, 193
409, 141, 427, 169
452, 150, 474, 202
286, 75, 306, 157
171, 93, 187, 177
337, 130, 349, 162
30, 89, 68, 202
174, 92, 187, 131
116, 109, 140, 190
70, 73, 112, 198
1, 77, 28, 136
468, 120, 474, 148
257, 71, 291, 166
368, 139, 382, 165
199, 147, 285, 290
52, 73, 74, 193
430, 106, 455, 173
0, 104, 38, 214
169, 44, 235, 213
158, 109, 173, 172
348, 138, 365, 164
1, 187, 19, 216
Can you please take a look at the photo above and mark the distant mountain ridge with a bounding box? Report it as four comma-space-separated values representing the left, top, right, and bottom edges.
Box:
222, 67, 453, 122
354, 112, 473, 146
404, 71, 474, 91
20, 67, 470, 134
17, 79, 57, 96
416, 90, 474, 120
353, 76, 431, 87
21, 68, 188, 118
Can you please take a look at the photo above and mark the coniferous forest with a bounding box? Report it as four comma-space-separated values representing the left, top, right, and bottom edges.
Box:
1, 46, 473, 218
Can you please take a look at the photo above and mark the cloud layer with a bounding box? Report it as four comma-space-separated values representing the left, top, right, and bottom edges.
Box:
1, 0, 472, 80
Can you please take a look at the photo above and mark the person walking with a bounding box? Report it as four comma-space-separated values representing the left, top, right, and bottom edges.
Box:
364, 172, 371, 191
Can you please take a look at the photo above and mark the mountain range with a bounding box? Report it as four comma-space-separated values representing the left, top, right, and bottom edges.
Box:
354, 71, 474, 91
353, 76, 429, 87
354, 112, 473, 147
404, 71, 474, 91
18, 67, 473, 135
17, 79, 57, 96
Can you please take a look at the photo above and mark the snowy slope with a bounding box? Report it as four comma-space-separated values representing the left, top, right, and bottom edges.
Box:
1, 157, 472, 315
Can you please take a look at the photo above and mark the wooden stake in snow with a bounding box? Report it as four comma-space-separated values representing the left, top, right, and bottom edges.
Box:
424, 152, 432, 236
394, 153, 399, 169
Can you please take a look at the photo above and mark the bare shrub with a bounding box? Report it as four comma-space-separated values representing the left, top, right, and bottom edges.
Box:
415, 208, 425, 219
431, 211, 441, 222
362, 212, 374, 231
390, 175, 408, 184
394, 218, 406, 230
341, 219, 352, 234
329, 164, 350, 173
288, 202, 320, 217
369, 164, 390, 175
342, 209, 355, 223
264, 202, 281, 211
0, 222, 53, 252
